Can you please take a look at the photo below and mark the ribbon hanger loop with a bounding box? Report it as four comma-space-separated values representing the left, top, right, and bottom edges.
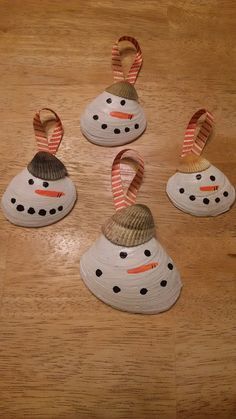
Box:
33, 108, 64, 155
112, 36, 143, 85
111, 149, 144, 211
181, 109, 214, 157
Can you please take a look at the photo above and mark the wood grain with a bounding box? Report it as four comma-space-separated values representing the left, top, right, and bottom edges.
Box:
0, 1, 235, 418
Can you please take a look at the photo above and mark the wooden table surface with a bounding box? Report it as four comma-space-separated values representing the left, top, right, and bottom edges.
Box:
0, 1, 235, 418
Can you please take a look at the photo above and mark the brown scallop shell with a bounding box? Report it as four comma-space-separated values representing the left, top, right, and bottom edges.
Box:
178, 154, 211, 173
102, 204, 155, 247
27, 151, 67, 180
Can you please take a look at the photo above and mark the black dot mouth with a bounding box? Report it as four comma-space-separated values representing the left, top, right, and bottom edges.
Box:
10, 198, 58, 216
92, 117, 141, 134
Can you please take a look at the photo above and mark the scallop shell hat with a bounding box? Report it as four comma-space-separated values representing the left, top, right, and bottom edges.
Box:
80, 36, 147, 147
166, 109, 235, 216
80, 149, 182, 314
1, 108, 76, 227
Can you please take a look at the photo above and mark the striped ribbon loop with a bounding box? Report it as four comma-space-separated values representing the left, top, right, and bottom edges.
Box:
181, 109, 214, 157
33, 108, 64, 155
112, 36, 143, 85
112, 149, 144, 211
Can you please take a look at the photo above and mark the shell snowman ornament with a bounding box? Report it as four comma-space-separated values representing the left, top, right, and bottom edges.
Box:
80, 36, 146, 147
80, 150, 182, 314
166, 109, 235, 216
1, 108, 76, 227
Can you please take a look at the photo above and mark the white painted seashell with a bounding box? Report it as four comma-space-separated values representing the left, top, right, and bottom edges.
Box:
80, 81, 146, 147
166, 155, 235, 216
1, 152, 76, 227
80, 204, 182, 314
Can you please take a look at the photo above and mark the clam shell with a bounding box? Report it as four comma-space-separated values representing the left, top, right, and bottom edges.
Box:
166, 164, 235, 216
80, 234, 182, 314
80, 83, 146, 147
178, 154, 211, 173
27, 151, 67, 181
102, 204, 155, 247
1, 167, 76, 227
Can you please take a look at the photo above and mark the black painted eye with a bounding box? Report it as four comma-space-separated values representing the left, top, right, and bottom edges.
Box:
196, 174, 202, 180
120, 100, 126, 106
120, 252, 127, 259
210, 175, 215, 181
168, 263, 173, 270
43, 181, 49, 188
96, 269, 103, 277
106, 98, 112, 104
144, 250, 151, 257
93, 115, 99, 120
28, 179, 34, 185
179, 188, 184, 194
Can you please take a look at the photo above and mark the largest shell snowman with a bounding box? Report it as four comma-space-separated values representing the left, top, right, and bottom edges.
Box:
1, 108, 76, 227
80, 36, 147, 147
166, 109, 235, 216
80, 150, 182, 314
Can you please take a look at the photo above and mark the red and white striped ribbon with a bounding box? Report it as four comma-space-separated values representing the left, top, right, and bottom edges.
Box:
33, 108, 64, 155
181, 109, 214, 157
112, 149, 144, 211
112, 36, 143, 85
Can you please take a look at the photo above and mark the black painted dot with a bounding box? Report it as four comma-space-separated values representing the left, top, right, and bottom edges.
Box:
140, 288, 148, 295
101, 124, 107, 129
223, 191, 229, 197
168, 263, 173, 270
11, 198, 16, 204
43, 181, 49, 188
120, 100, 126, 106
93, 114, 99, 120
196, 174, 202, 180
106, 98, 112, 104
134, 124, 139, 129
203, 198, 210, 205
144, 249, 151, 257
125, 127, 130, 132
210, 175, 215, 181
160, 280, 167, 287
16, 205, 24, 212
58, 206, 63, 211
215, 197, 220, 203
114, 128, 120, 134
38, 209, 46, 216
28, 179, 34, 185
96, 269, 103, 277
189, 195, 196, 201
49, 209, 56, 215
28, 207, 35, 214
179, 188, 185, 194
113, 286, 121, 293
120, 251, 127, 259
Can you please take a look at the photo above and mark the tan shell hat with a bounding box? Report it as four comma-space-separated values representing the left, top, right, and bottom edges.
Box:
105, 81, 139, 101
178, 154, 211, 173
102, 204, 155, 247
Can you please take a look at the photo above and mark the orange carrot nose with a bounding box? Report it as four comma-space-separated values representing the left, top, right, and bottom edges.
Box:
127, 262, 158, 274
35, 190, 65, 198
200, 185, 219, 192
110, 111, 134, 120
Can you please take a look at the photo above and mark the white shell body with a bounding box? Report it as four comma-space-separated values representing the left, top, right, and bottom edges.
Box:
1, 168, 77, 227
80, 91, 146, 146
166, 164, 235, 216
80, 235, 182, 314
